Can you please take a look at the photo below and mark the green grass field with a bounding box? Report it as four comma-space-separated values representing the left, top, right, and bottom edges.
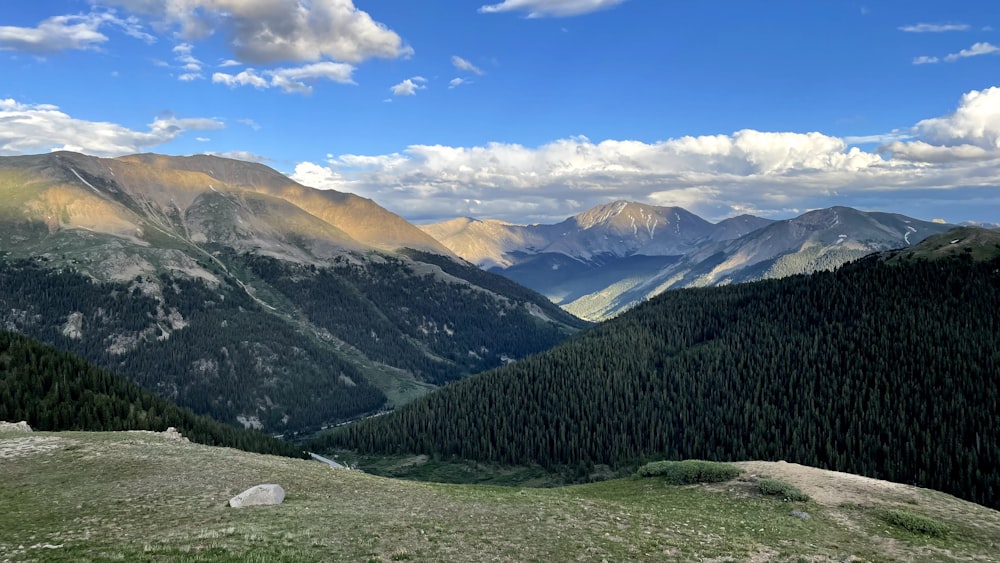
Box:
2, 431, 998, 562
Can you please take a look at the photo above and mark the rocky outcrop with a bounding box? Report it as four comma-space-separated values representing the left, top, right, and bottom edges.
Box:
0, 421, 33, 433
162, 427, 189, 442
229, 484, 285, 508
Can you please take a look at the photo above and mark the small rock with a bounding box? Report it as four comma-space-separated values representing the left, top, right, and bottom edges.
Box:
0, 421, 33, 433
161, 427, 189, 442
790, 510, 811, 520
229, 484, 285, 508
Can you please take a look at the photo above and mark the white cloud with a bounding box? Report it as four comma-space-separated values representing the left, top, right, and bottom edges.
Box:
270, 62, 356, 92
290, 87, 1000, 224
173, 43, 202, 72
219, 59, 242, 67
164, 42, 208, 81
452, 55, 485, 75
880, 140, 993, 163
391, 76, 427, 96
1, 14, 105, 53
103, 0, 412, 64
213, 61, 355, 93
0, 99, 223, 157
449, 78, 467, 89
898, 23, 970, 32
213, 69, 270, 89
0, 12, 154, 53
292, 161, 352, 190
914, 86, 1000, 149
238, 118, 262, 130
943, 42, 1000, 62
912, 56, 939, 65
479, 0, 626, 18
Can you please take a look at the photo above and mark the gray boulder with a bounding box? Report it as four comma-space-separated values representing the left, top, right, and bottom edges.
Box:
229, 484, 285, 508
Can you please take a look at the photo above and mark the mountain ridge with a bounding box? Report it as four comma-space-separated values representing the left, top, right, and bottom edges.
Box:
422, 202, 953, 320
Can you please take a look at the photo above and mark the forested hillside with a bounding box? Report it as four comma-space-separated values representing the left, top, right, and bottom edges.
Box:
0, 253, 580, 432
324, 252, 1000, 510
0, 329, 302, 458
0, 259, 385, 432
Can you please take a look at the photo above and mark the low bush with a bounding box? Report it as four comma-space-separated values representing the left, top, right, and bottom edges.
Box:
635, 460, 741, 485
875, 508, 951, 538
758, 478, 810, 502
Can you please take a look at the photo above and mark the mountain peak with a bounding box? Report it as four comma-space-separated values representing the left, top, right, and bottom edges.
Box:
572, 200, 692, 231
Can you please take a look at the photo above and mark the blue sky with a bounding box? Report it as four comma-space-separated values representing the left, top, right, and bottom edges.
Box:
1, 0, 999, 225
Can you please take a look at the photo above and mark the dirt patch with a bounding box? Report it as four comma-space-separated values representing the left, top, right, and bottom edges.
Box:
734, 461, 915, 507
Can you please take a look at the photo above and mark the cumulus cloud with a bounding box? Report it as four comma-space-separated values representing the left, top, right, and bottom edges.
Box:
449, 78, 467, 89
912, 55, 939, 65
452, 55, 485, 75
0, 12, 152, 53
898, 23, 969, 32
0, 99, 223, 157
103, 0, 412, 64
479, 0, 626, 18
390, 76, 427, 96
290, 87, 1000, 224
914, 86, 1000, 149
213, 61, 356, 93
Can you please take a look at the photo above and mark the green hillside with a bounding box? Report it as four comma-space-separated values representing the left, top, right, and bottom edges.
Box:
0, 329, 301, 458
2, 431, 999, 561
887, 226, 1000, 262
323, 252, 1000, 510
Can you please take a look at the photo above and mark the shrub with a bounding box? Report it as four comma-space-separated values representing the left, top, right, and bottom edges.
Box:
875, 508, 951, 538
635, 460, 742, 485
757, 478, 810, 502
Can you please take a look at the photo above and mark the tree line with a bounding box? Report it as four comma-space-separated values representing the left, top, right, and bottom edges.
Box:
0, 329, 304, 458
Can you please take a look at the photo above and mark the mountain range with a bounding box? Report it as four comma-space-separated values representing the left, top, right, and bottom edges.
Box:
421, 201, 955, 320
0, 152, 583, 434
